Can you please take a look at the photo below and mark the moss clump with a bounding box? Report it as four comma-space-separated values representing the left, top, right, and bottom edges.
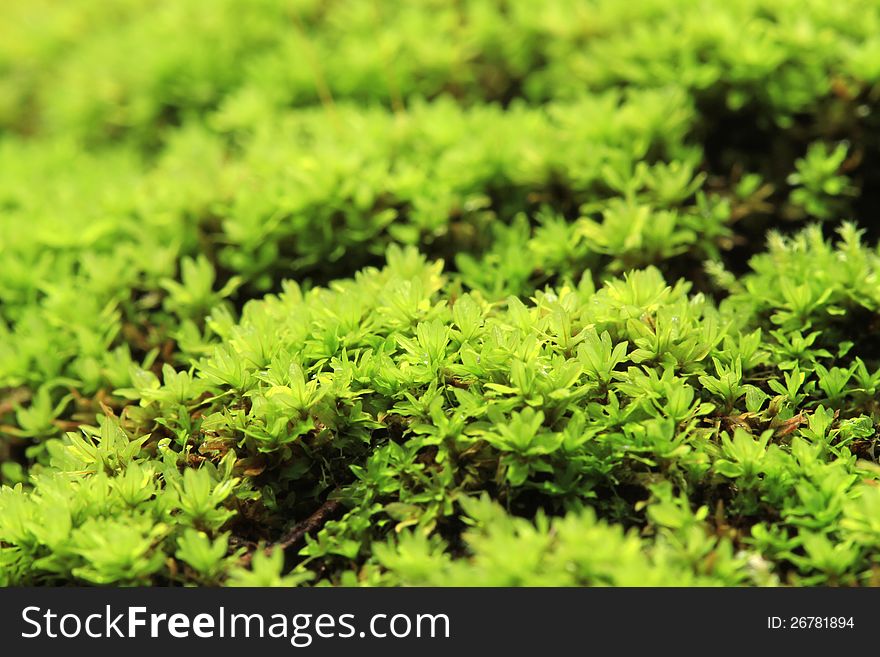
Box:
4, 0, 880, 586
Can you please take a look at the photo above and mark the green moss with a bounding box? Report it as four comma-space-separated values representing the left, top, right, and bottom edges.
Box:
3, 0, 880, 587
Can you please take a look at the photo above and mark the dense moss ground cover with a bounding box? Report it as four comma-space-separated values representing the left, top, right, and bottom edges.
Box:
4, 0, 880, 586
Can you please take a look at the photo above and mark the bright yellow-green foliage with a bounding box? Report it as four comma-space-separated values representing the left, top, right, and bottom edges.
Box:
3, 0, 880, 587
